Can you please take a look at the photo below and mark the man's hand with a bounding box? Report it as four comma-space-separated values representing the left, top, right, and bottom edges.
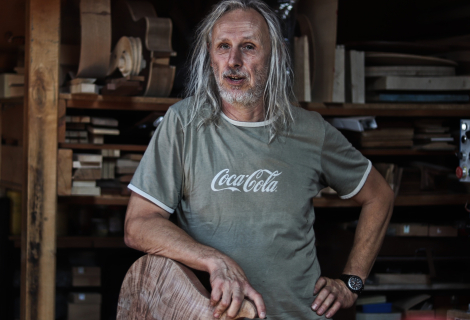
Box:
311, 276, 357, 319
208, 256, 266, 319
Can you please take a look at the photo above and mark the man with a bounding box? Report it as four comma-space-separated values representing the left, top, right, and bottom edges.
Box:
125, 0, 394, 319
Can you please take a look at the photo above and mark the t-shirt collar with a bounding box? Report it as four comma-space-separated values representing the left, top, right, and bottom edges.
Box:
221, 111, 274, 127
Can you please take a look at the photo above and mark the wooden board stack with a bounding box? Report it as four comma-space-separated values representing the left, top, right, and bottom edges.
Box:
413, 119, 455, 150
72, 154, 102, 196
0, 73, 24, 98
343, 127, 414, 148
65, 116, 119, 144
101, 149, 120, 180
364, 52, 470, 103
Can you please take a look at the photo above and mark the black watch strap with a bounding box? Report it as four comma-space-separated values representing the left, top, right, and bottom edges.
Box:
339, 274, 364, 294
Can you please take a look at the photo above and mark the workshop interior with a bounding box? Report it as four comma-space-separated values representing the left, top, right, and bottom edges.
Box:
0, 0, 470, 319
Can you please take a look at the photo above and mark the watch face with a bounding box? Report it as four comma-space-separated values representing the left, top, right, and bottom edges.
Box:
347, 276, 363, 291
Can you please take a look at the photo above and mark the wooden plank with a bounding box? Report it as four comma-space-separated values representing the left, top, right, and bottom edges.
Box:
369, 76, 470, 91
2, 103, 24, 145
294, 36, 311, 102
346, 50, 365, 103
312, 194, 470, 207
300, 102, 470, 117
57, 149, 72, 196
57, 99, 66, 143
76, 0, 111, 78
365, 66, 456, 77
332, 45, 345, 102
59, 143, 147, 151
1, 145, 23, 185
21, 0, 60, 319
61, 94, 179, 111
298, 0, 338, 102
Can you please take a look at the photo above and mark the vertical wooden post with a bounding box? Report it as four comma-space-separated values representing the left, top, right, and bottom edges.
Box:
21, 0, 60, 319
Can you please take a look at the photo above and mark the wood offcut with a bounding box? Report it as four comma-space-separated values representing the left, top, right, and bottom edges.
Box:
117, 255, 258, 320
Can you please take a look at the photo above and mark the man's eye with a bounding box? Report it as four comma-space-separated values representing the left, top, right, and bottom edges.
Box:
219, 44, 230, 49
245, 45, 255, 50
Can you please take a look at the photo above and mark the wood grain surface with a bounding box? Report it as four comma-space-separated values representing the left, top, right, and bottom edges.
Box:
22, 0, 60, 319
117, 255, 258, 320
77, 0, 111, 78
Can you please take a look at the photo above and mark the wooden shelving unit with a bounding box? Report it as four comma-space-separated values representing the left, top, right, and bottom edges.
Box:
59, 143, 147, 151
10, 236, 126, 248
301, 102, 470, 117
60, 93, 180, 111
365, 283, 470, 291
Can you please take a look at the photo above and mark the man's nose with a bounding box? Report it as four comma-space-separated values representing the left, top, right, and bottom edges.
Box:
228, 48, 243, 68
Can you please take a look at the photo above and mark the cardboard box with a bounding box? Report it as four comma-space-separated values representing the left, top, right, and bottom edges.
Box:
72, 267, 101, 287
388, 223, 429, 236
68, 303, 100, 320
429, 225, 458, 237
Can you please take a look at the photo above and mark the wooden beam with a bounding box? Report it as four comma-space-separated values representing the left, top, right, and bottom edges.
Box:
21, 0, 60, 319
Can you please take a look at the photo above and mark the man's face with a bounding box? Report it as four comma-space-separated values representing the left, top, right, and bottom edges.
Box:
210, 8, 271, 107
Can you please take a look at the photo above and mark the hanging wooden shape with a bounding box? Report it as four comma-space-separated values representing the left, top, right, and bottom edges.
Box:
76, 0, 111, 78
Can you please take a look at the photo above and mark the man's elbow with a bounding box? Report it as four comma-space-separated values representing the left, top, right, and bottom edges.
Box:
124, 218, 140, 250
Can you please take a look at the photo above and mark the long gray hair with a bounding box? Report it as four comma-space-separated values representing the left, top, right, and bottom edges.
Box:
185, 0, 296, 139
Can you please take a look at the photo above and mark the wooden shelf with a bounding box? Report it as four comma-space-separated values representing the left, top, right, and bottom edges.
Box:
58, 195, 130, 205
313, 193, 469, 207
10, 236, 127, 248
58, 143, 147, 151
0, 96, 23, 105
359, 149, 456, 156
301, 102, 470, 117
0, 180, 22, 191
365, 283, 470, 291
60, 93, 181, 111
56, 193, 469, 207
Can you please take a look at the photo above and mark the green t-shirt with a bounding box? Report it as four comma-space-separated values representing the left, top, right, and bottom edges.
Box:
129, 97, 371, 319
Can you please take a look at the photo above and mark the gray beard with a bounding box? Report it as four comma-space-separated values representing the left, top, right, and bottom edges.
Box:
213, 67, 267, 107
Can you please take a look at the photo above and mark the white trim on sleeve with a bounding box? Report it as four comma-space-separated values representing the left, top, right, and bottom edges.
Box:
340, 160, 372, 199
128, 184, 175, 214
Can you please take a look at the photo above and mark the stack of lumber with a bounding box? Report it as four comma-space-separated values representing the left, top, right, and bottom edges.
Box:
116, 154, 142, 175
87, 117, 119, 144
364, 52, 470, 103
343, 127, 414, 149
413, 119, 455, 150
0, 73, 24, 98
72, 154, 102, 196
65, 116, 90, 143
101, 149, 120, 180
66, 78, 100, 94
65, 116, 119, 144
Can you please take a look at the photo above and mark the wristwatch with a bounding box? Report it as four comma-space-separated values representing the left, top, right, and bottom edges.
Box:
339, 274, 364, 294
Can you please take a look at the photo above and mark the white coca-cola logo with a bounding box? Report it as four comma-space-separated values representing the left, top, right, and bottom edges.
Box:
211, 169, 282, 192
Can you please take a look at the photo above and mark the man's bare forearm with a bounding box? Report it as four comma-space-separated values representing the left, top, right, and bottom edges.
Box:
343, 168, 394, 281
125, 192, 227, 274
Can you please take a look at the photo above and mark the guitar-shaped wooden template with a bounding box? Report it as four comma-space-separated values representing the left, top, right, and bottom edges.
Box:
117, 255, 258, 320
111, 0, 176, 97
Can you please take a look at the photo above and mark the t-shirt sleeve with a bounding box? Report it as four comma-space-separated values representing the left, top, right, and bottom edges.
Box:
128, 108, 184, 213
320, 120, 371, 199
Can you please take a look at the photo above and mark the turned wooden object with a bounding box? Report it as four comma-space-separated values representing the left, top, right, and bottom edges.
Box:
117, 255, 258, 320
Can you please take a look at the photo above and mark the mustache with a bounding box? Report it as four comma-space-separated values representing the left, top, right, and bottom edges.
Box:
222, 68, 250, 78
